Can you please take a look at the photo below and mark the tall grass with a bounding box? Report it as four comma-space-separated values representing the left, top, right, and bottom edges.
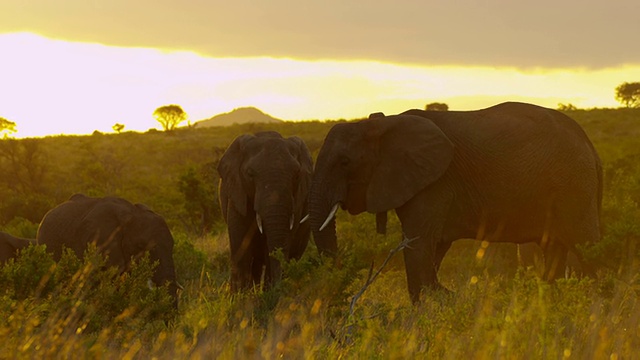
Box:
1, 212, 638, 359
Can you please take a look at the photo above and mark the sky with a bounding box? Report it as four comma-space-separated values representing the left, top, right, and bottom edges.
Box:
1, 0, 639, 137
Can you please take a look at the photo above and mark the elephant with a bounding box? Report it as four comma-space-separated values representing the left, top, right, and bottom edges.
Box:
217, 131, 313, 292
0, 232, 36, 264
36, 194, 179, 306
309, 102, 602, 303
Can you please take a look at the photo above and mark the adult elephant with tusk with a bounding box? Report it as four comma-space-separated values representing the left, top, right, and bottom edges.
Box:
309, 102, 602, 303
217, 131, 313, 292
37, 194, 180, 307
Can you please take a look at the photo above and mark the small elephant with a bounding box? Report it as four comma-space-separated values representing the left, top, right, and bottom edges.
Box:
310, 102, 602, 303
218, 131, 313, 292
37, 194, 179, 305
0, 231, 36, 264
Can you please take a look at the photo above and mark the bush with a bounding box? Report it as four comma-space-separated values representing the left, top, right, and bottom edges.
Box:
0, 245, 176, 355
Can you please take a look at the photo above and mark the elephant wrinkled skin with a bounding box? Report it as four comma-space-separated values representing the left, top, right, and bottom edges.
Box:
218, 131, 313, 292
309, 102, 602, 303
37, 194, 179, 306
0, 232, 36, 264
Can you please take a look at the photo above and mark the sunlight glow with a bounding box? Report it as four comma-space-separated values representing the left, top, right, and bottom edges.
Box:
1, 32, 639, 138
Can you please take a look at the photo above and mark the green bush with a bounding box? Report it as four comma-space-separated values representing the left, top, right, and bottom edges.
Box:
0, 245, 176, 356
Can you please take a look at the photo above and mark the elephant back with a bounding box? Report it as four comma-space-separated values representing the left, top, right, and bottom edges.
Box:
37, 195, 101, 259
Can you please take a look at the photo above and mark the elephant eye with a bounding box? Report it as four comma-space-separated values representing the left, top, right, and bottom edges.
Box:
339, 156, 350, 167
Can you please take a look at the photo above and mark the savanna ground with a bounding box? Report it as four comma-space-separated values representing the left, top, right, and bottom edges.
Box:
1, 108, 639, 358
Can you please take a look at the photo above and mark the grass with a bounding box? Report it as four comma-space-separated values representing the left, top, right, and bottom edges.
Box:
1, 212, 638, 359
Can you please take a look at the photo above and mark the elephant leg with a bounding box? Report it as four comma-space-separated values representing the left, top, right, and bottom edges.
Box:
434, 241, 452, 274
403, 238, 442, 304
541, 240, 568, 281
228, 212, 258, 292
396, 188, 452, 303
403, 246, 429, 304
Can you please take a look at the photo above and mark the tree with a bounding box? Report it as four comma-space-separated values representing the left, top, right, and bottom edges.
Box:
557, 103, 577, 111
178, 149, 224, 234
112, 123, 125, 134
0, 138, 49, 194
153, 105, 188, 131
615, 82, 640, 108
425, 102, 449, 111
0, 117, 17, 137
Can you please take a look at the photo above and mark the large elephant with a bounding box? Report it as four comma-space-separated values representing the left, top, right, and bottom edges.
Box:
0, 232, 36, 264
217, 131, 313, 292
37, 194, 179, 306
309, 102, 602, 303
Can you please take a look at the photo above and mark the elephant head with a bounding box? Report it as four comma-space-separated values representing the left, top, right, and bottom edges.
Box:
217, 131, 313, 291
309, 113, 454, 255
37, 194, 179, 306
0, 232, 36, 264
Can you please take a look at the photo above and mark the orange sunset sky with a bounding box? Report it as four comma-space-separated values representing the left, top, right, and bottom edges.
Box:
1, 0, 639, 138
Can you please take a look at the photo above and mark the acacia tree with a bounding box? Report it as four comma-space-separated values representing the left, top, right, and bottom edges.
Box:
112, 123, 125, 134
153, 105, 188, 131
0, 117, 17, 137
425, 102, 449, 111
615, 82, 640, 108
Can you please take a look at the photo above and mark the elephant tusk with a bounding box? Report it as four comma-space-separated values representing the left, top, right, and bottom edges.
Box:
319, 203, 339, 232
300, 214, 309, 224
256, 214, 264, 234
290, 214, 295, 230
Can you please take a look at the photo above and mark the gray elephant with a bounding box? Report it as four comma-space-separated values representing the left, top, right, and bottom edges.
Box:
37, 194, 179, 306
0, 231, 36, 264
309, 102, 602, 303
217, 131, 313, 292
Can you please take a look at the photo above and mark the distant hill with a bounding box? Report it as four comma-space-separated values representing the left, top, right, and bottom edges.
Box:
194, 107, 283, 128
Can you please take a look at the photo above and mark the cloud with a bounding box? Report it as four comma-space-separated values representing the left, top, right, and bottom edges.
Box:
1, 0, 639, 69
1, 33, 638, 138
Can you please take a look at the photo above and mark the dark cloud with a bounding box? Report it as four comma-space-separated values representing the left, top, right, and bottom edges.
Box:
2, 0, 638, 68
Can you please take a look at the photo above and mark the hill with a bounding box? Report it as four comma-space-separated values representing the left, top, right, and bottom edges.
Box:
194, 107, 283, 127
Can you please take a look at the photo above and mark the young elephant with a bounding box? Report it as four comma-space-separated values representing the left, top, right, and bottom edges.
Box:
37, 194, 179, 306
310, 102, 602, 303
218, 131, 313, 292
0, 232, 36, 264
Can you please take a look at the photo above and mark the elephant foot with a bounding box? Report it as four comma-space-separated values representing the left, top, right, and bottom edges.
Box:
429, 283, 454, 300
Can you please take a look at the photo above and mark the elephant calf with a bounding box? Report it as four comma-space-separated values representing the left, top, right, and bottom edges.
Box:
37, 194, 179, 306
218, 131, 313, 292
0, 231, 36, 264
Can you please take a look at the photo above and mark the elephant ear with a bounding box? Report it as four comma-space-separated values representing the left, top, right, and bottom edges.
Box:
80, 200, 128, 271
217, 134, 253, 219
366, 114, 454, 213
287, 136, 313, 215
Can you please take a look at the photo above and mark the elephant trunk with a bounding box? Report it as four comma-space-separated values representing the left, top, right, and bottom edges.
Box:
150, 247, 179, 308
260, 205, 294, 284
309, 181, 338, 257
